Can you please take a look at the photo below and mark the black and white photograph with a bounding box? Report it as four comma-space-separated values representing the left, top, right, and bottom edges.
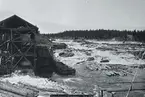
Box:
0, 0, 145, 97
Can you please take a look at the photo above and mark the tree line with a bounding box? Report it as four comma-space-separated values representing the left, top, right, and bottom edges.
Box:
44, 29, 145, 42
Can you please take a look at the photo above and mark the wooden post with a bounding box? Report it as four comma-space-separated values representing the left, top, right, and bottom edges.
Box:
10, 30, 12, 55
10, 29, 13, 72
100, 90, 103, 97
111, 92, 114, 97
33, 31, 37, 73
98, 90, 100, 97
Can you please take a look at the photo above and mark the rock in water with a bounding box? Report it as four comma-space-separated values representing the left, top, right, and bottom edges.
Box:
105, 71, 120, 77
52, 43, 67, 49
54, 62, 76, 76
59, 52, 74, 57
87, 57, 95, 61
100, 59, 109, 63
100, 57, 109, 63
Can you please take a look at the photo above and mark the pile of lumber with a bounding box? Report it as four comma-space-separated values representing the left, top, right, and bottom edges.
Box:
0, 81, 39, 97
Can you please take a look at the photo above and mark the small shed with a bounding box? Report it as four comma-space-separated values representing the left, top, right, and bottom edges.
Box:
0, 15, 39, 74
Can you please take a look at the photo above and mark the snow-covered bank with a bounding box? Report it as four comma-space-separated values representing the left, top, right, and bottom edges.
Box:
0, 73, 72, 93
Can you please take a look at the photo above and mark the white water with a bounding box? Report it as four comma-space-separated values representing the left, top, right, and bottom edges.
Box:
1, 39, 145, 96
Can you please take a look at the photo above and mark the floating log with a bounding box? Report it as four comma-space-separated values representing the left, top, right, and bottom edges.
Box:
101, 87, 145, 92
18, 82, 39, 92
59, 52, 74, 57
100, 59, 109, 63
0, 89, 23, 97
18, 82, 66, 94
0, 81, 38, 97
97, 81, 145, 84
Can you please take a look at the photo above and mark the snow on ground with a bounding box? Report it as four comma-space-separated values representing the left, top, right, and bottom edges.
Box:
0, 73, 72, 94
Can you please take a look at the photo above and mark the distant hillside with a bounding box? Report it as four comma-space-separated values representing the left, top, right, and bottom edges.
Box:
45, 29, 145, 42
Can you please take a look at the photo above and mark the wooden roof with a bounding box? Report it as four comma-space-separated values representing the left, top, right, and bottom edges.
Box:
0, 15, 38, 30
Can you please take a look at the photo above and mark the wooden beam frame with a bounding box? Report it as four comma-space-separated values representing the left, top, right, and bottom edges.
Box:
0, 27, 37, 73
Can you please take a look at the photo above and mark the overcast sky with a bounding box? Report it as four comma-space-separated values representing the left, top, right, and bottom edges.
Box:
0, 0, 145, 33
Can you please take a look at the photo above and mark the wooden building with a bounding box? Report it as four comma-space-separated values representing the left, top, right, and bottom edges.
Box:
0, 15, 39, 74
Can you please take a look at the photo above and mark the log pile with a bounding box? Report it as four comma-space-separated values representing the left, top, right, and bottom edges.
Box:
0, 81, 39, 97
